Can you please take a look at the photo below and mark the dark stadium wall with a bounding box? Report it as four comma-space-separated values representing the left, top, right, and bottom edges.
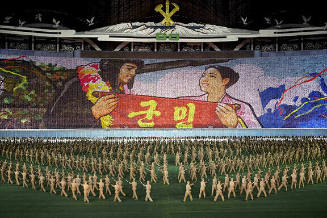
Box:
107, 0, 251, 27
0, 0, 253, 29
1, 0, 327, 31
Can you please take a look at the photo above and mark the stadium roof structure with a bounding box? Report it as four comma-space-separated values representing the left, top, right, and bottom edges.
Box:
1, 21, 327, 52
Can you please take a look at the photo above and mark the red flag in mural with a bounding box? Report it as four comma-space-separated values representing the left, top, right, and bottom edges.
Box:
107, 94, 225, 128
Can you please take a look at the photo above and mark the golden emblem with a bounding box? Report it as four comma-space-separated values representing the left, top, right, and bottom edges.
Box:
155, 0, 180, 26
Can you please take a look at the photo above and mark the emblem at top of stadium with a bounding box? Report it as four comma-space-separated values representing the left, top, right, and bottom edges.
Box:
154, 0, 180, 26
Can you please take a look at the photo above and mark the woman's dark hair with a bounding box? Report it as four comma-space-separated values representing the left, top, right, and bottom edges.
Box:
100, 59, 144, 93
205, 65, 239, 88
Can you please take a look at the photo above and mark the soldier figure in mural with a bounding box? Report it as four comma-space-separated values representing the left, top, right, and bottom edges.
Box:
44, 59, 144, 128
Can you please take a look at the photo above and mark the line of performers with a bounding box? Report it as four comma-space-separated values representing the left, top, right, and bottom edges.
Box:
1, 158, 326, 203
0, 136, 326, 203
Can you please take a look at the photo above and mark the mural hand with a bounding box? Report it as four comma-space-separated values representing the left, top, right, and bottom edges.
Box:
91, 94, 119, 119
215, 103, 238, 128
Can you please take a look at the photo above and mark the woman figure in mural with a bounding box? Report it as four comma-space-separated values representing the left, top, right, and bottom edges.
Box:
44, 59, 143, 128
179, 65, 262, 128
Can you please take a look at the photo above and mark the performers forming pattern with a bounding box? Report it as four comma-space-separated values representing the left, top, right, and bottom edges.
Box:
0, 136, 326, 203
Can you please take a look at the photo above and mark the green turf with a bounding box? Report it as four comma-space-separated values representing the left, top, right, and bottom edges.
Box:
1, 183, 327, 218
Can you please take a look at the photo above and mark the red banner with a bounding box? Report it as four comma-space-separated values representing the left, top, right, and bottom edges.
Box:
108, 94, 225, 128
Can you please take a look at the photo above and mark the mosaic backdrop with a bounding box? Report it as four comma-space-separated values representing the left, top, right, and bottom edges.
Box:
0, 52, 326, 129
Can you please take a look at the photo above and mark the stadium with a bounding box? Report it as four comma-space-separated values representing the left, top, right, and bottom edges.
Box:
0, 1, 327, 218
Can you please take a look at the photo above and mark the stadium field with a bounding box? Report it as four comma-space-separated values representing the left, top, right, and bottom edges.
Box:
1, 182, 327, 218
